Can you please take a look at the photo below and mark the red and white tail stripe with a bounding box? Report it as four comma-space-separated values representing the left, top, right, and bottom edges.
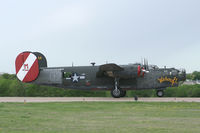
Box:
15, 52, 39, 83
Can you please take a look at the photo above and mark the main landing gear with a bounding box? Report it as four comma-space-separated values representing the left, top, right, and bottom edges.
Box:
156, 90, 164, 97
111, 88, 127, 98
111, 78, 126, 98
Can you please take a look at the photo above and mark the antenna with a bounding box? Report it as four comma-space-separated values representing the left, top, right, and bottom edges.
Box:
141, 58, 143, 66
91, 62, 96, 66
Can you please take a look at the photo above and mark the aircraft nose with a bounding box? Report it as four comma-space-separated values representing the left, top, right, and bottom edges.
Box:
178, 69, 186, 81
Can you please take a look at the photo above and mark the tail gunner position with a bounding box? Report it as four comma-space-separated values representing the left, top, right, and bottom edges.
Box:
15, 51, 186, 98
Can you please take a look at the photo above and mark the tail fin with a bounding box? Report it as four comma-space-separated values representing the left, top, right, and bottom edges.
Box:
15, 51, 47, 83
33, 52, 47, 68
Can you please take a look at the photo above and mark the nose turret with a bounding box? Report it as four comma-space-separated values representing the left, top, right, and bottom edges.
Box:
178, 69, 186, 82
162, 68, 186, 83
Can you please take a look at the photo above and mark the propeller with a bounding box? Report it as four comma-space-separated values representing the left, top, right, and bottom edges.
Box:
142, 58, 149, 73
182, 69, 186, 74
179, 68, 186, 81
138, 58, 149, 77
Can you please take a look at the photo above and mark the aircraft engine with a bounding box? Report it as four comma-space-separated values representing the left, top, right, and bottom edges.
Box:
137, 65, 149, 77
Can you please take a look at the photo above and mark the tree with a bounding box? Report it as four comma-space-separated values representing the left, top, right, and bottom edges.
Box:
192, 71, 200, 80
186, 73, 193, 80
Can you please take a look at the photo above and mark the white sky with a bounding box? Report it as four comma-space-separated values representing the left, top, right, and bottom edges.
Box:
0, 0, 200, 73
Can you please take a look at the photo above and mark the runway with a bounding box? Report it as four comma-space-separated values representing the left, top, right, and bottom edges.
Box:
0, 97, 200, 103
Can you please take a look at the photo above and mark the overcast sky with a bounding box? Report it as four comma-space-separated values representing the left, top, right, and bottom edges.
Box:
0, 0, 200, 73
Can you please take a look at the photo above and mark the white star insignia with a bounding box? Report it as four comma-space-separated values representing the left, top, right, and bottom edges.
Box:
72, 73, 79, 82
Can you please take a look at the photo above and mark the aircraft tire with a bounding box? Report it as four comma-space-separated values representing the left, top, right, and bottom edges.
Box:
111, 88, 121, 98
156, 90, 164, 97
120, 90, 127, 97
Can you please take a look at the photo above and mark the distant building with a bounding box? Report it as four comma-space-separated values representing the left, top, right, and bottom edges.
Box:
0, 72, 5, 76
183, 80, 200, 85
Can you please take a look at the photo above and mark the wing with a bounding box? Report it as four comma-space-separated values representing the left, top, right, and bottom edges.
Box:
99, 63, 124, 71
97, 63, 147, 79
97, 63, 124, 78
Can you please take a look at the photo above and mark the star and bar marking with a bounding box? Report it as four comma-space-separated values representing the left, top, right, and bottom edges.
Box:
66, 73, 86, 83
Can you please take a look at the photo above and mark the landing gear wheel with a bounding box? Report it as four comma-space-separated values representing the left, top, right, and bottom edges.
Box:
111, 88, 121, 98
156, 90, 164, 97
120, 90, 126, 97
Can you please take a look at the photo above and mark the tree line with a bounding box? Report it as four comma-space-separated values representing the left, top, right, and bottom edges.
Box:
0, 73, 200, 97
186, 71, 200, 80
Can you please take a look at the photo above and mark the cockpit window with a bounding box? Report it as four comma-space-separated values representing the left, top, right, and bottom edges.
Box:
149, 65, 159, 70
172, 70, 178, 75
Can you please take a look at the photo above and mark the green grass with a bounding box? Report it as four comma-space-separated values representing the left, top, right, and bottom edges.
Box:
0, 102, 200, 133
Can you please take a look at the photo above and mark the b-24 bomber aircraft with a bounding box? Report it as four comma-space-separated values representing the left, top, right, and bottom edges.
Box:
15, 51, 186, 98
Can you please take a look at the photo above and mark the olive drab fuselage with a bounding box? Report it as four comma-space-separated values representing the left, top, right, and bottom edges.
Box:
33, 65, 186, 91
15, 51, 186, 97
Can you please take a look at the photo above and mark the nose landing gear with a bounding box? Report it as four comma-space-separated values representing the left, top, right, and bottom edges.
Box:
156, 90, 164, 97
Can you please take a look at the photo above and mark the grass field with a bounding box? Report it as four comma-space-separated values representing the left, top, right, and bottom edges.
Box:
0, 102, 200, 133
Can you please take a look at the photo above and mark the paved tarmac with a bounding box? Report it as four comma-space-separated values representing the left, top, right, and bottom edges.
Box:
0, 97, 200, 103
